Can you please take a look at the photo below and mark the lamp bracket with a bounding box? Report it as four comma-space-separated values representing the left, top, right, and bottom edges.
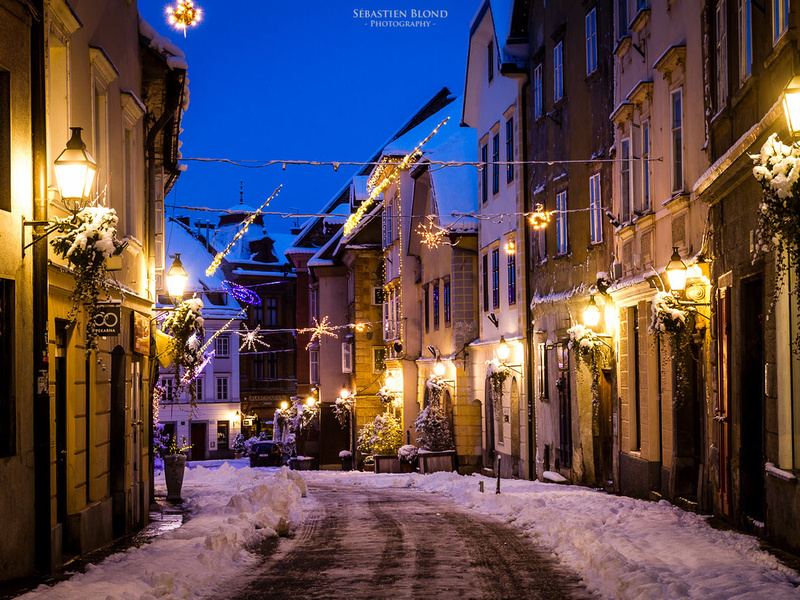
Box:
22, 216, 58, 258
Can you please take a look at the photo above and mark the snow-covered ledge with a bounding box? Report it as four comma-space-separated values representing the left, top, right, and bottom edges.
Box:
765, 462, 797, 483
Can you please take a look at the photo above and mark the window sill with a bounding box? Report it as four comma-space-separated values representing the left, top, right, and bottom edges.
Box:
764, 30, 794, 70
553, 252, 572, 261
614, 36, 632, 58
730, 74, 757, 111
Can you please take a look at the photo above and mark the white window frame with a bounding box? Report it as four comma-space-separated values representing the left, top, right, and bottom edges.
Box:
309, 288, 319, 322
671, 88, 684, 193
773, 0, 789, 44
585, 8, 598, 75
739, 0, 752, 83
533, 63, 543, 120
641, 121, 651, 212
620, 138, 632, 223
215, 335, 230, 358
310, 348, 320, 384
589, 173, 603, 244
216, 376, 229, 401
342, 342, 353, 373
715, 0, 728, 111
554, 41, 564, 103
556, 191, 568, 255
162, 376, 174, 403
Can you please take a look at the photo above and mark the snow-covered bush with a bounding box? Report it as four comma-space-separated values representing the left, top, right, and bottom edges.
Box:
357, 411, 402, 456
398, 444, 418, 464
649, 292, 690, 337
232, 433, 246, 455
49, 206, 124, 352
751, 132, 800, 352
414, 403, 453, 451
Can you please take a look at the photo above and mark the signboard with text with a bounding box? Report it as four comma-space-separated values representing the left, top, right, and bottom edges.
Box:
93, 304, 121, 336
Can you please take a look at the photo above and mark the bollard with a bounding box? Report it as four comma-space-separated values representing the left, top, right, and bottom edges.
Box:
479, 481, 484, 493
496, 456, 501, 494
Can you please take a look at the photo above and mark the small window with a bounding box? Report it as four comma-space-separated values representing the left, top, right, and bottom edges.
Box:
487, 40, 494, 82
266, 298, 278, 327
216, 335, 230, 358
492, 134, 500, 195
554, 41, 564, 102
372, 286, 385, 305
254, 355, 264, 379
373, 346, 387, 373
773, 0, 789, 44
195, 377, 204, 402
267, 353, 278, 379
424, 284, 430, 333
620, 138, 632, 223
642, 121, 651, 212
310, 349, 319, 384
481, 144, 489, 203
589, 173, 603, 244
505, 118, 514, 183
217, 421, 229, 450
617, 0, 629, 39
433, 280, 440, 330
342, 342, 353, 373
671, 89, 684, 192
739, 0, 752, 82
533, 64, 543, 120
309, 288, 318, 322
482, 253, 490, 312
585, 8, 598, 75
444, 279, 451, 327
216, 377, 229, 401
162, 377, 175, 403
715, 0, 728, 110
556, 191, 568, 255
507, 246, 516, 305
491, 248, 500, 309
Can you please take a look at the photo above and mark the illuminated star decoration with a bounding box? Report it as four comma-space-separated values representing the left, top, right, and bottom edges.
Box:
166, 0, 203, 36
222, 280, 262, 306
529, 203, 553, 230
298, 316, 338, 350
206, 185, 282, 277
237, 324, 271, 352
416, 215, 450, 249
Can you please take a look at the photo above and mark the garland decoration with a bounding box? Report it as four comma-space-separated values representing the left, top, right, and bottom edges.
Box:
162, 297, 205, 403
485, 358, 511, 419
49, 206, 124, 352
567, 324, 606, 402
333, 396, 354, 428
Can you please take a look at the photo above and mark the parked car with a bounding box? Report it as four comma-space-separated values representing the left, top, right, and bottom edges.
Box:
249, 441, 288, 467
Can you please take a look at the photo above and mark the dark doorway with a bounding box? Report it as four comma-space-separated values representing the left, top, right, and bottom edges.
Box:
110, 346, 127, 537
557, 344, 572, 470
484, 377, 496, 470
717, 286, 732, 515
190, 423, 207, 461
740, 277, 765, 522
319, 403, 349, 466
672, 327, 704, 502
595, 369, 614, 486
54, 321, 69, 550
510, 378, 520, 478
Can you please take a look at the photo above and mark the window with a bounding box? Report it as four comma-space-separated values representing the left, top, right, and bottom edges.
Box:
642, 121, 651, 212
309, 288, 318, 322
195, 377, 204, 401
162, 377, 174, 403
433, 280, 440, 330
618, 0, 629, 39
482, 253, 489, 311
216, 335, 230, 357
671, 89, 684, 192
424, 284, 430, 333
586, 8, 598, 75
715, 0, 728, 111
773, 0, 789, 43
492, 134, 500, 195
0, 279, 14, 456
444, 279, 451, 326
254, 355, 264, 379
0, 70, 10, 212
267, 354, 278, 379
589, 173, 603, 244
310, 349, 319, 384
491, 248, 500, 309
342, 342, 352, 373
216, 377, 229, 401
372, 286, 384, 306
266, 298, 278, 327
537, 342, 548, 401
556, 191, 568, 254
739, 0, 752, 82
253, 304, 264, 326
217, 421, 229, 450
554, 41, 563, 103
620, 138, 632, 223
383, 198, 394, 248
373, 346, 386, 373
505, 118, 514, 183
487, 40, 494, 82
507, 247, 516, 305
481, 144, 488, 203
533, 64, 543, 120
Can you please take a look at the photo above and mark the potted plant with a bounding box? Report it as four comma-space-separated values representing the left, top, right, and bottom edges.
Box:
357, 410, 402, 473
339, 450, 353, 471
232, 433, 246, 459
160, 434, 191, 503
414, 375, 456, 474
398, 444, 418, 473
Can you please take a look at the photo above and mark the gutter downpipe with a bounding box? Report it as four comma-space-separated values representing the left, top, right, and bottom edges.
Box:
31, 0, 52, 573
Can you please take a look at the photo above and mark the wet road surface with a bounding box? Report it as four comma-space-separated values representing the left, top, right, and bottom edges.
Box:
229, 483, 592, 600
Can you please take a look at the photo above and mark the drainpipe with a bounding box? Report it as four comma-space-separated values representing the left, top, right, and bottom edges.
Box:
521, 78, 536, 482
145, 67, 185, 506
31, 0, 52, 574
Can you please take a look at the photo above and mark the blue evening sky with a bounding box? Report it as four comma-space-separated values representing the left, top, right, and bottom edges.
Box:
137, 1, 481, 232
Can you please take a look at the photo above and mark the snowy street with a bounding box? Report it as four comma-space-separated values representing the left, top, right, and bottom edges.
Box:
14, 462, 800, 600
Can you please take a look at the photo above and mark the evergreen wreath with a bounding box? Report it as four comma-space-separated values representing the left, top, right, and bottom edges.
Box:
49, 207, 124, 352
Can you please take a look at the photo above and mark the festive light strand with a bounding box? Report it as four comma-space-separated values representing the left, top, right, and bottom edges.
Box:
415, 215, 451, 250
200, 308, 248, 354
237, 324, 271, 352
166, 0, 202, 35
298, 316, 338, 349
343, 117, 449, 236
206, 185, 282, 276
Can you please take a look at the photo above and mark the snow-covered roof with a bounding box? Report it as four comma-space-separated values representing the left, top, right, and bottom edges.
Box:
138, 16, 187, 70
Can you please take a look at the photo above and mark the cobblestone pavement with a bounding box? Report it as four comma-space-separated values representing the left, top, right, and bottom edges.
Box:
228, 483, 593, 600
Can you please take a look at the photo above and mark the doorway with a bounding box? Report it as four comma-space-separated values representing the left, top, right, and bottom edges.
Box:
190, 422, 207, 461
54, 321, 69, 553
510, 378, 520, 478
484, 377, 495, 470
110, 346, 126, 537
740, 277, 765, 522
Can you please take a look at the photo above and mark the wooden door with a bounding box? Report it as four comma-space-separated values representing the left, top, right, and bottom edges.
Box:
190, 423, 207, 461
717, 287, 732, 516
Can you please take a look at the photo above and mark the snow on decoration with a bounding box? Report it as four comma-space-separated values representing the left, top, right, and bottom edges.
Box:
162, 297, 206, 404
222, 280, 262, 306
166, 0, 202, 35
414, 377, 454, 452
357, 411, 403, 456
485, 358, 511, 419
596, 271, 612, 293
567, 324, 608, 404
751, 133, 800, 352
648, 292, 692, 338
333, 396, 354, 428
338, 449, 352, 459
377, 386, 397, 407
49, 206, 124, 352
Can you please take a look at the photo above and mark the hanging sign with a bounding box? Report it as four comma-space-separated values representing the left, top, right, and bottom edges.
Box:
94, 304, 121, 336
133, 312, 150, 355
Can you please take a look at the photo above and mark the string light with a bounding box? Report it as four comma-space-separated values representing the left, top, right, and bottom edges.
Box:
199, 308, 248, 354
206, 185, 281, 276
298, 316, 338, 349
343, 117, 449, 236
416, 215, 451, 249
237, 323, 271, 352
529, 203, 553, 230
222, 280, 262, 306
166, 0, 202, 35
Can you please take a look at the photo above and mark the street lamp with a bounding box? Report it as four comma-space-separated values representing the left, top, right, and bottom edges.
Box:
280, 400, 289, 411
783, 76, 800, 137
665, 247, 688, 293
339, 387, 350, 400
385, 370, 396, 390
53, 127, 97, 213
306, 396, 316, 408
166, 253, 188, 299
433, 358, 445, 377
497, 336, 510, 363
583, 295, 601, 327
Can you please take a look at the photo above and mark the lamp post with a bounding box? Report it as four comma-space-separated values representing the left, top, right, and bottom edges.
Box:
166, 253, 188, 301
53, 127, 97, 213
583, 294, 601, 328
665, 247, 688, 294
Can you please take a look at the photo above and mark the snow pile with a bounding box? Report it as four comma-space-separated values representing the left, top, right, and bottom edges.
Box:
305, 471, 800, 599
19, 464, 305, 600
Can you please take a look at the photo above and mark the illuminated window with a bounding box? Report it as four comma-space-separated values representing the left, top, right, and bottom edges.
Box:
671, 89, 684, 192
773, 0, 789, 43
217, 421, 229, 449
444, 279, 451, 326
556, 191, 568, 255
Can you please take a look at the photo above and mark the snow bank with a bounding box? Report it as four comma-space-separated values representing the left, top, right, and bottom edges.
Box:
19, 464, 305, 600
305, 471, 800, 599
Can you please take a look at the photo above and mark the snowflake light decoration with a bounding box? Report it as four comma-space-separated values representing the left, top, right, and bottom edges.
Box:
166, 0, 203, 35
416, 215, 450, 249
298, 316, 338, 350
237, 324, 271, 352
